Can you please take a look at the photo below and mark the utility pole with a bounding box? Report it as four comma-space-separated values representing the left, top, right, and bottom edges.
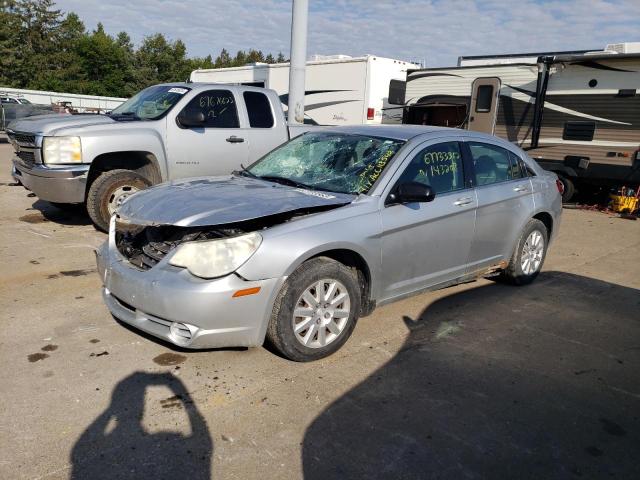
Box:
287, 0, 309, 125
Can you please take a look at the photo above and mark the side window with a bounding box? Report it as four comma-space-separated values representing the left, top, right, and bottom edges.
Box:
508, 151, 525, 179
243, 91, 274, 128
396, 141, 464, 194
468, 142, 516, 186
181, 90, 239, 128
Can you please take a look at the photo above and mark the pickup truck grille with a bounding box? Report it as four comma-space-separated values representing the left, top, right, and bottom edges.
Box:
17, 150, 36, 166
7, 131, 36, 146
115, 222, 236, 271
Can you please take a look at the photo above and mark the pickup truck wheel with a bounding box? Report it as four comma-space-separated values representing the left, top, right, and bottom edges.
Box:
87, 169, 150, 232
499, 219, 548, 286
266, 257, 361, 362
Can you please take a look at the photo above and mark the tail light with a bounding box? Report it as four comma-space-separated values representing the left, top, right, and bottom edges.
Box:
367, 108, 375, 120
556, 179, 565, 195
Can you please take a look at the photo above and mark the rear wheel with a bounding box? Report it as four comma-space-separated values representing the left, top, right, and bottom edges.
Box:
500, 219, 548, 286
556, 173, 575, 203
266, 257, 361, 362
86, 169, 150, 232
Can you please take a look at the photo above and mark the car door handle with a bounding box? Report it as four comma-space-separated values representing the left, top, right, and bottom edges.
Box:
453, 197, 473, 206
513, 185, 528, 192
226, 136, 244, 143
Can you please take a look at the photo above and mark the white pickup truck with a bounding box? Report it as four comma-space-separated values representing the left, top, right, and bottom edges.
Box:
8, 83, 312, 230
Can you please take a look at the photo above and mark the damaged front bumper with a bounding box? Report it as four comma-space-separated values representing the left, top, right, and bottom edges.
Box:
95, 223, 285, 349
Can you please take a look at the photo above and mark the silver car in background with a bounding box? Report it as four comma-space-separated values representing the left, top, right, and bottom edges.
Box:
96, 125, 563, 361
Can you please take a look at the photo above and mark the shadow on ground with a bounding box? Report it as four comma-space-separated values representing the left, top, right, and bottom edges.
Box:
303, 271, 640, 479
70, 372, 212, 479
30, 199, 92, 226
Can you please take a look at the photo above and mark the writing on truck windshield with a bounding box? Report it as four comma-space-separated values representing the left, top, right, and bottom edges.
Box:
110, 85, 190, 120
248, 132, 405, 195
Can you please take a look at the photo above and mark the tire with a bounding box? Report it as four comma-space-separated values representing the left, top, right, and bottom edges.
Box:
557, 174, 575, 203
266, 257, 361, 362
86, 169, 151, 232
499, 219, 549, 286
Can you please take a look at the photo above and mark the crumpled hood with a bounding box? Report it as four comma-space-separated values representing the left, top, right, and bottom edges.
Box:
8, 113, 115, 135
117, 175, 356, 227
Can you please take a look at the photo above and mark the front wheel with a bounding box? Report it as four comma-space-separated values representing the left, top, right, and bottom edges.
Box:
499, 219, 549, 286
86, 169, 151, 232
266, 257, 361, 362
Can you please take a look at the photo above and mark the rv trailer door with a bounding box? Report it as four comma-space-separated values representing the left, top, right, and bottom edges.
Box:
468, 77, 501, 134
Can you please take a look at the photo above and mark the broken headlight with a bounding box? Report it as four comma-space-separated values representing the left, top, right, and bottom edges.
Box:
169, 232, 262, 279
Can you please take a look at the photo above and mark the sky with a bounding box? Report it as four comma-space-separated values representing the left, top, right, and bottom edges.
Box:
55, 0, 640, 67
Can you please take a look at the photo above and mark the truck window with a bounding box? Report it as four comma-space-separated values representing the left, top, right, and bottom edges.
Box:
243, 91, 274, 128
182, 90, 239, 128
475, 85, 493, 112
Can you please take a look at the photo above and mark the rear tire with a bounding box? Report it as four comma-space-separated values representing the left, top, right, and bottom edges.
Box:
86, 169, 150, 232
499, 219, 548, 286
266, 257, 361, 362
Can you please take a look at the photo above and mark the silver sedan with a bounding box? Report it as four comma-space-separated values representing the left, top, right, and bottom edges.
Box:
96, 125, 562, 361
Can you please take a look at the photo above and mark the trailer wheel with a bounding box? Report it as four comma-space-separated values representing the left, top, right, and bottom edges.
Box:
557, 174, 575, 203
86, 169, 150, 232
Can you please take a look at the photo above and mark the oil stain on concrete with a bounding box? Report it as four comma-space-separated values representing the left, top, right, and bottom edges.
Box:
153, 353, 187, 366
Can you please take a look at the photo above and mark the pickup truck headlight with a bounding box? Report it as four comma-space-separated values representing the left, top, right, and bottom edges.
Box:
43, 136, 82, 164
169, 232, 262, 279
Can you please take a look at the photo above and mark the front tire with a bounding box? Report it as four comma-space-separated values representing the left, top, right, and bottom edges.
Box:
500, 219, 548, 286
266, 257, 361, 362
86, 169, 151, 232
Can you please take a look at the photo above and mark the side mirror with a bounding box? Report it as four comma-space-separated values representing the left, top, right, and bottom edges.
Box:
393, 181, 436, 204
177, 111, 205, 128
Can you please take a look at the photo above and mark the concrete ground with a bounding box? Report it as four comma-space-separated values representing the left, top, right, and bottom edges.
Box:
0, 138, 638, 480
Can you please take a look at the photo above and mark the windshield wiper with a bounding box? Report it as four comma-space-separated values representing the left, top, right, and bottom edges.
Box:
233, 164, 259, 178
258, 175, 317, 190
110, 110, 144, 119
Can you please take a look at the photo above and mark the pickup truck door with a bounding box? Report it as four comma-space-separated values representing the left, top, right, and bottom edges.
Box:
241, 90, 289, 161
166, 89, 249, 179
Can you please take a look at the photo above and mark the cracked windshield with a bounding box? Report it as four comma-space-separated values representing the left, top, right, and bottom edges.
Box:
248, 132, 405, 194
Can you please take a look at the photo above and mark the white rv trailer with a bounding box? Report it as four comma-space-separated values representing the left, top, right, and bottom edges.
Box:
190, 55, 418, 125
390, 43, 640, 200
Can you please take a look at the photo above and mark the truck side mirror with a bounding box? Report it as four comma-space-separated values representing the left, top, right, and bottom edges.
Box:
390, 181, 436, 204
177, 111, 205, 128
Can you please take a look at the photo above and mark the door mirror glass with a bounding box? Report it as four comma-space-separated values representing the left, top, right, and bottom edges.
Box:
177, 110, 205, 128
395, 181, 436, 203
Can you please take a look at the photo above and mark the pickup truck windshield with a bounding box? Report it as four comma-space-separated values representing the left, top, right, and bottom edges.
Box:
110, 85, 190, 120
247, 132, 405, 194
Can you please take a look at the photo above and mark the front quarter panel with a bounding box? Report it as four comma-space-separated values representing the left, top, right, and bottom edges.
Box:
53, 121, 169, 180
236, 198, 383, 297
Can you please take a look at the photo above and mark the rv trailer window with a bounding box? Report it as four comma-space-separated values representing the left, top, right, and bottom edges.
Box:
244, 91, 274, 128
388, 80, 406, 106
563, 121, 595, 141
475, 85, 493, 112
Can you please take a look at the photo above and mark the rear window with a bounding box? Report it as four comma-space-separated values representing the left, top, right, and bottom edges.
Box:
244, 91, 274, 128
